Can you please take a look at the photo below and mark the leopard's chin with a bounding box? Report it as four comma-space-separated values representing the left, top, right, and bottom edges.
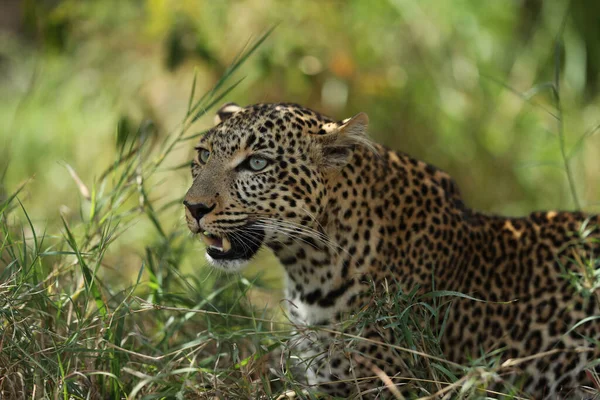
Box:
205, 253, 250, 272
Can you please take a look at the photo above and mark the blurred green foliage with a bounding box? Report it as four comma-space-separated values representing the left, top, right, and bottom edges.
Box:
1, 0, 599, 283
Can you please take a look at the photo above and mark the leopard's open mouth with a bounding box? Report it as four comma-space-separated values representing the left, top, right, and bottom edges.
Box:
199, 226, 264, 261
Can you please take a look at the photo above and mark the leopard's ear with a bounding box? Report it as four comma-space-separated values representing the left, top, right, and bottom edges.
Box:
214, 103, 242, 125
317, 112, 373, 169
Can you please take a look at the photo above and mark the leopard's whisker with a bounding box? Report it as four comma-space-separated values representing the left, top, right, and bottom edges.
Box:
250, 216, 342, 252
251, 220, 347, 257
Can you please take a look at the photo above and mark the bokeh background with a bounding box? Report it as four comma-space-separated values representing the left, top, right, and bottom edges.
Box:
1, 0, 600, 287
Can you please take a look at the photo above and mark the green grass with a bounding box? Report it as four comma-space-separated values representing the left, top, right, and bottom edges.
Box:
0, 31, 293, 399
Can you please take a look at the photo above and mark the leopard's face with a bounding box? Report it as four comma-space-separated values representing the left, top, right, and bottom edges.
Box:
184, 103, 369, 271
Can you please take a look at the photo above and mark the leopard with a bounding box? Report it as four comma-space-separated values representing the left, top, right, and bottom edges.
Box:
183, 102, 600, 399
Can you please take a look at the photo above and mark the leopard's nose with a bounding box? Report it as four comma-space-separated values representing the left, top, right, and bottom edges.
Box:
183, 200, 215, 222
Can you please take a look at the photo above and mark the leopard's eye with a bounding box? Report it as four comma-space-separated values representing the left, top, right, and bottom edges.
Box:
198, 149, 210, 164
247, 155, 268, 171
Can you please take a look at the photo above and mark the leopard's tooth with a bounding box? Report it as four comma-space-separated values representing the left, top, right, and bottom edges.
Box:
222, 237, 231, 253
200, 231, 222, 248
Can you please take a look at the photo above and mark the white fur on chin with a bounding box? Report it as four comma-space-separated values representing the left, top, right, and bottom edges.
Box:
205, 252, 248, 272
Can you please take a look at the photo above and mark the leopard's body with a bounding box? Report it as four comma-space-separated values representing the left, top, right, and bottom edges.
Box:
184, 102, 600, 398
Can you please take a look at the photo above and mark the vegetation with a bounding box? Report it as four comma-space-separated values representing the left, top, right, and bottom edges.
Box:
0, 1, 599, 398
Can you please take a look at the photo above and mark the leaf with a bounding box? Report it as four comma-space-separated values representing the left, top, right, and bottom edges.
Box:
63, 163, 91, 200
186, 26, 276, 122
61, 216, 107, 317
190, 77, 246, 123
186, 67, 199, 117
420, 290, 513, 304
566, 315, 600, 335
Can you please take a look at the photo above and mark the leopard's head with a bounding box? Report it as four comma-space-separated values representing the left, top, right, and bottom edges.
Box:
184, 102, 370, 271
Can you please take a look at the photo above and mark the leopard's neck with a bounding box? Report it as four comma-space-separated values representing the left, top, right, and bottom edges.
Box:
269, 145, 469, 324
269, 228, 360, 324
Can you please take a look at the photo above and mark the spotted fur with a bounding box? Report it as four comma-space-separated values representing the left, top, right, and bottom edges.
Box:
184, 102, 600, 398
